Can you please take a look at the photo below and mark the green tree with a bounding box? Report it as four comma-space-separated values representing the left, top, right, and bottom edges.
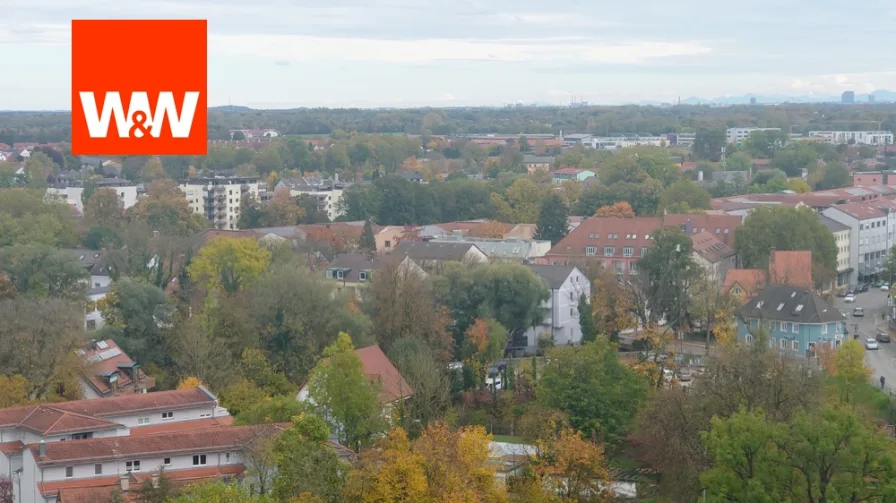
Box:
134, 469, 174, 503
693, 128, 726, 161
741, 129, 789, 158
773, 143, 818, 177
23, 152, 57, 188
0, 245, 87, 300
307, 332, 385, 447
534, 193, 568, 245
635, 227, 697, 329
578, 293, 597, 343
359, 219, 376, 254
538, 339, 648, 444
813, 161, 851, 190
187, 236, 271, 294
97, 278, 169, 366
725, 151, 752, 171
168, 481, 276, 502
273, 413, 348, 503
660, 181, 711, 213
734, 206, 838, 288
0, 189, 78, 247
84, 188, 125, 229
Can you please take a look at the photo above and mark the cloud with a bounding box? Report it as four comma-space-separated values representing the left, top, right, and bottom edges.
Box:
274, 59, 291, 66
437, 93, 457, 101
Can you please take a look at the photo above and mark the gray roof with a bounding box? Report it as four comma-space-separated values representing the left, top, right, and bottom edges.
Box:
60, 248, 110, 275
525, 264, 577, 289
523, 154, 554, 164
819, 215, 850, 233
431, 235, 545, 260
564, 134, 592, 141
249, 226, 306, 239
393, 241, 478, 262
737, 285, 845, 324
326, 253, 398, 282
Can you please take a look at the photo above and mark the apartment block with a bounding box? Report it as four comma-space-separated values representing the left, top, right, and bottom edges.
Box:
725, 127, 781, 144
179, 177, 260, 230
808, 130, 894, 145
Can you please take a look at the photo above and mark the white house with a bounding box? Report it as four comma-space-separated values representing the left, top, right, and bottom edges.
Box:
517, 265, 590, 354
822, 199, 896, 284
46, 184, 138, 214
820, 215, 852, 287
726, 127, 781, 144
808, 130, 894, 145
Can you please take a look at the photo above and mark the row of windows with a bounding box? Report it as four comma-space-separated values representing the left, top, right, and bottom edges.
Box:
585, 246, 644, 257
65, 453, 233, 478
743, 334, 800, 351
136, 411, 210, 426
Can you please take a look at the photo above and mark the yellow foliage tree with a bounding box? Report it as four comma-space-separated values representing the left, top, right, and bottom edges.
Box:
141, 157, 166, 181
531, 428, 613, 502
177, 376, 204, 389
590, 268, 635, 339
187, 236, 271, 295
835, 339, 872, 403
0, 375, 31, 408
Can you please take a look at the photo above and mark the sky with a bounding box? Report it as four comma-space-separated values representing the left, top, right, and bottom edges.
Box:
3, 0, 896, 109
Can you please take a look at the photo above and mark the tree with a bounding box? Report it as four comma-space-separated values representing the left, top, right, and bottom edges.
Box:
359, 219, 377, 254
538, 339, 648, 444
734, 206, 837, 288
635, 227, 697, 331
307, 332, 385, 447
128, 179, 208, 236
388, 338, 451, 436
462, 318, 507, 384
0, 375, 30, 408
140, 157, 166, 181
23, 151, 57, 187
96, 278, 168, 366
267, 189, 305, 226
725, 152, 752, 171
661, 181, 711, 213
273, 414, 348, 503
169, 481, 276, 502
187, 237, 271, 295
0, 476, 11, 503
0, 245, 88, 300
535, 193, 568, 245
468, 221, 510, 239
530, 427, 613, 502
84, 188, 125, 229
134, 469, 175, 503
812, 161, 851, 190
689, 268, 735, 350
741, 129, 789, 158
344, 428, 429, 503
0, 189, 78, 247
594, 201, 635, 218
788, 178, 812, 193
693, 128, 726, 161
176, 376, 204, 389
834, 339, 871, 403
577, 294, 597, 343
588, 267, 635, 341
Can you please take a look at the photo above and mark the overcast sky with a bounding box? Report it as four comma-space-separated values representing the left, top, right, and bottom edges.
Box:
2, 0, 896, 109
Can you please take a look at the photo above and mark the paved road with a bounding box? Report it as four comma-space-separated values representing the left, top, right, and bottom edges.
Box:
831, 288, 895, 389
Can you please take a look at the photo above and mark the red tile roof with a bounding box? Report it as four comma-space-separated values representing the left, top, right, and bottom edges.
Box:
0, 406, 121, 436
355, 346, 414, 403
79, 339, 155, 397
546, 216, 663, 260
828, 199, 896, 220
0, 440, 24, 455
769, 250, 813, 289
663, 213, 742, 246
681, 161, 698, 171
552, 167, 583, 175
721, 269, 766, 296
49, 465, 247, 501
690, 231, 735, 263
128, 416, 232, 436
30, 423, 289, 466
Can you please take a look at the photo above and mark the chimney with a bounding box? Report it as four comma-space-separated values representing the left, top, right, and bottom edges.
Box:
120, 474, 130, 493
39, 441, 46, 457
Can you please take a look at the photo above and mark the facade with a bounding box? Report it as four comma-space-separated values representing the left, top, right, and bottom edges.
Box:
690, 231, 736, 283
586, 134, 666, 149
808, 130, 893, 145
726, 127, 781, 144
179, 177, 260, 230
853, 171, 896, 187
551, 168, 595, 185
819, 215, 852, 286
821, 199, 896, 284
324, 254, 425, 296
523, 155, 553, 174
46, 183, 138, 214
516, 265, 590, 354
736, 285, 848, 358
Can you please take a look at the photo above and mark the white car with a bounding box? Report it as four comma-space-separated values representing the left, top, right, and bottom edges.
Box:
882, 284, 890, 291
866, 338, 880, 350
844, 294, 856, 303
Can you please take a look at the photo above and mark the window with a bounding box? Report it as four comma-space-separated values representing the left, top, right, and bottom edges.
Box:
604, 246, 614, 257
336, 270, 344, 280
779, 338, 786, 349
199, 412, 212, 418
641, 247, 648, 257
95, 464, 102, 475
782, 322, 790, 332
585, 246, 596, 256
792, 323, 799, 333
569, 292, 574, 301
137, 417, 150, 425
794, 304, 804, 313
225, 452, 232, 463
776, 303, 785, 311
162, 411, 173, 420
745, 333, 753, 343
86, 319, 97, 330
65, 466, 73, 478
385, 240, 391, 248
770, 338, 775, 348
72, 432, 93, 440
164, 458, 171, 466
792, 340, 799, 351
822, 323, 828, 334
359, 271, 368, 281
570, 307, 574, 316
325, 269, 333, 279
193, 454, 207, 466
126, 461, 141, 472
623, 247, 633, 257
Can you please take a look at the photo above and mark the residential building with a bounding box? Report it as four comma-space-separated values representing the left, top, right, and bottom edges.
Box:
324, 253, 425, 296
668, 132, 697, 147
561, 133, 593, 145
398, 171, 424, 183
768, 250, 813, 290
721, 269, 766, 298
587, 134, 666, 149
46, 181, 138, 214
690, 231, 736, 283
85, 285, 109, 331
76, 340, 154, 399
736, 285, 848, 358
726, 127, 781, 145
551, 168, 596, 185
229, 128, 280, 138
853, 171, 896, 187
513, 265, 590, 354
179, 177, 260, 230
431, 233, 552, 262
523, 155, 553, 174
391, 241, 488, 272
808, 130, 893, 145
297, 345, 413, 406
819, 215, 852, 286
822, 199, 896, 283
60, 248, 112, 290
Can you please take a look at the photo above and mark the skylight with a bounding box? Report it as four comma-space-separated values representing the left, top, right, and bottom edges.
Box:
794, 304, 804, 312
776, 303, 785, 311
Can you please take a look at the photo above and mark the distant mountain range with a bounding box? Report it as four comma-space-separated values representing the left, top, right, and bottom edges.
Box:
632, 90, 896, 106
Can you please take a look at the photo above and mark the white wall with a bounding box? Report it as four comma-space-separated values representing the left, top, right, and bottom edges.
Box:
46, 186, 137, 213
523, 268, 590, 351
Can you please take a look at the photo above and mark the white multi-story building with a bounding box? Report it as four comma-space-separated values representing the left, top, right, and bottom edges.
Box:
179, 177, 260, 230
46, 182, 138, 214
819, 215, 853, 287
822, 199, 896, 285
808, 130, 894, 146
517, 265, 590, 354
726, 127, 782, 144
587, 134, 665, 150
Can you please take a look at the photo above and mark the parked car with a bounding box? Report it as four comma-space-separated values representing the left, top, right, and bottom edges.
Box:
866, 338, 880, 350
676, 368, 692, 382
844, 294, 857, 303
837, 288, 848, 297
875, 279, 885, 287
854, 307, 865, 317
846, 287, 856, 296
877, 332, 891, 343
859, 284, 871, 293
882, 284, 890, 291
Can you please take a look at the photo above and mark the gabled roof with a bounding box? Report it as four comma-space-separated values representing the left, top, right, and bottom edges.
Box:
819, 215, 850, 233
393, 241, 481, 262
355, 346, 414, 403
737, 285, 844, 324
0, 406, 121, 437
769, 250, 813, 290
722, 269, 766, 296
326, 253, 405, 282
690, 231, 735, 263
525, 264, 578, 289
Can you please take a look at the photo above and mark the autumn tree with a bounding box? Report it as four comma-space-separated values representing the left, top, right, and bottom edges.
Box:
273, 413, 348, 503
388, 338, 452, 436
344, 428, 429, 503
266, 189, 305, 226
307, 332, 385, 447
689, 268, 734, 350
468, 221, 511, 239
140, 157, 166, 181
84, 188, 125, 229
834, 339, 872, 403
462, 318, 507, 384
169, 481, 276, 502
588, 267, 634, 341
0, 375, 30, 408
176, 376, 204, 389
534, 193, 569, 245
594, 201, 635, 218
128, 180, 208, 236
187, 236, 271, 294
528, 428, 613, 502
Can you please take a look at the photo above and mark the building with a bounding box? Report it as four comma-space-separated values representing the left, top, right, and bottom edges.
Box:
690, 231, 736, 283
551, 168, 595, 185
324, 253, 425, 296
736, 285, 848, 358
852, 171, 896, 187
819, 215, 852, 287
726, 127, 781, 145
46, 181, 138, 214
513, 265, 590, 354
768, 250, 813, 290
668, 132, 697, 147
523, 155, 553, 174
391, 241, 488, 272
561, 133, 593, 145
808, 131, 893, 145
842, 91, 855, 104
276, 178, 346, 222
77, 340, 155, 399
821, 199, 896, 284
430, 233, 552, 262
721, 269, 766, 298
179, 177, 260, 230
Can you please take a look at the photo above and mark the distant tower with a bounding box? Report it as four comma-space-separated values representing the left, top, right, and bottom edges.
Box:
869, 94, 876, 104
750, 97, 757, 105
842, 91, 855, 104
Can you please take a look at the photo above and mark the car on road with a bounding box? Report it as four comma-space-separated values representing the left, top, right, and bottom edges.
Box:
837, 289, 848, 297
877, 332, 892, 343
882, 284, 890, 291
845, 294, 857, 303
859, 284, 871, 293
854, 307, 865, 317
676, 368, 692, 382
875, 279, 885, 287
866, 338, 880, 350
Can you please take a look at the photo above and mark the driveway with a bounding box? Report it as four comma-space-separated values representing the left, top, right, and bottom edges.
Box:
832, 288, 895, 389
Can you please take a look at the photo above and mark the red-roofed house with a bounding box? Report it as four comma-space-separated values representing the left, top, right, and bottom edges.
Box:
690, 231, 736, 282
297, 345, 413, 406
77, 340, 155, 399
721, 269, 767, 298
769, 250, 813, 290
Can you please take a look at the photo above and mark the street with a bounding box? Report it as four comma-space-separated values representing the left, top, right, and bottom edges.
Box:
831, 288, 895, 389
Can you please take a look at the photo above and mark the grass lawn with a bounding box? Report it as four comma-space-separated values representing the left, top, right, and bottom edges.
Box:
492, 435, 528, 444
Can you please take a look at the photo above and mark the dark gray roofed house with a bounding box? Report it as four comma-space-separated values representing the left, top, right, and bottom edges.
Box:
819, 215, 850, 233
325, 253, 425, 296
391, 241, 488, 271
525, 264, 578, 289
